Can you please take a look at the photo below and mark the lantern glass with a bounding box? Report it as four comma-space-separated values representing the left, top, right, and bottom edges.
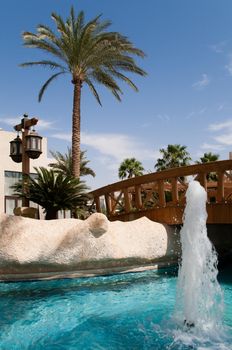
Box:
25, 131, 42, 159
9, 136, 22, 163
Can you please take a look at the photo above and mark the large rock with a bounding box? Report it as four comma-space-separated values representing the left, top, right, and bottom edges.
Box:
0, 213, 180, 280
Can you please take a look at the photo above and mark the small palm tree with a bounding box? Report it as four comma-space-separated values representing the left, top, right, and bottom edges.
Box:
196, 152, 220, 181
49, 148, 95, 178
155, 144, 191, 171
21, 7, 147, 178
12, 167, 90, 220
196, 152, 219, 164
118, 158, 144, 179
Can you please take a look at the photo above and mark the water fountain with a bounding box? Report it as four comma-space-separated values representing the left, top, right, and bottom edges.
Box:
173, 180, 226, 347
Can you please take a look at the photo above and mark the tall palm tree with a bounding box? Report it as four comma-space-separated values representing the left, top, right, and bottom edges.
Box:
49, 148, 95, 177
155, 144, 191, 171
118, 158, 144, 179
21, 7, 147, 178
12, 167, 90, 220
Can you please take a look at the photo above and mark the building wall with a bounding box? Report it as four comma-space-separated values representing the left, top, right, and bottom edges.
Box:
0, 129, 50, 214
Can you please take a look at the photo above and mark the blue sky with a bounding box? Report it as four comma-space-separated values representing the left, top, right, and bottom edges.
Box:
1, 0, 232, 189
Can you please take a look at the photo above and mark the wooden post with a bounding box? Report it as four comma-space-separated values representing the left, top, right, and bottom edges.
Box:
110, 192, 117, 214
21, 128, 30, 207
158, 180, 166, 207
123, 188, 131, 213
94, 196, 101, 212
105, 194, 112, 215
135, 185, 142, 209
171, 178, 178, 204
217, 171, 224, 203
198, 173, 207, 190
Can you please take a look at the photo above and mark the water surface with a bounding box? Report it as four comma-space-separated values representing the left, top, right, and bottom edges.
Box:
0, 265, 231, 349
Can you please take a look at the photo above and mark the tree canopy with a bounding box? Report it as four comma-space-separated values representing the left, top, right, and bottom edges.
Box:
21, 6, 147, 178
155, 144, 192, 171
118, 158, 144, 179
196, 152, 219, 164
49, 148, 95, 178
12, 167, 90, 219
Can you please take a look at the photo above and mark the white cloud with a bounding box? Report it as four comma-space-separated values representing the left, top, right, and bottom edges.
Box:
210, 40, 227, 53
52, 131, 156, 162
225, 54, 232, 75
209, 120, 232, 131
213, 133, 232, 146
156, 114, 170, 122
186, 111, 195, 120
199, 107, 207, 114
51, 132, 71, 141
207, 119, 232, 146
140, 122, 151, 128
36, 120, 55, 130
82, 132, 155, 162
192, 74, 210, 90
0, 117, 19, 126
185, 108, 206, 120
217, 104, 225, 111
0, 116, 55, 130
201, 143, 225, 151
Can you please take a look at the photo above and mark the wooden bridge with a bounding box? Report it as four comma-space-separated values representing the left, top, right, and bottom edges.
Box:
90, 160, 232, 225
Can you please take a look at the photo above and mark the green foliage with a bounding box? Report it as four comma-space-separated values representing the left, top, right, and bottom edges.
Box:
196, 152, 219, 164
155, 144, 192, 171
118, 158, 144, 179
49, 148, 95, 178
20, 6, 147, 104
12, 167, 90, 220
196, 152, 220, 181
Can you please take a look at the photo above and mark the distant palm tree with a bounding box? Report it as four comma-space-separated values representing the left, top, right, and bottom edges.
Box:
155, 144, 191, 171
196, 152, 219, 164
21, 7, 147, 178
118, 158, 144, 179
49, 148, 95, 178
12, 167, 89, 220
196, 152, 220, 181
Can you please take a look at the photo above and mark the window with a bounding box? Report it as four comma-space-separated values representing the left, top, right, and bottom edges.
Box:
5, 196, 22, 215
4, 171, 38, 214
4, 171, 22, 196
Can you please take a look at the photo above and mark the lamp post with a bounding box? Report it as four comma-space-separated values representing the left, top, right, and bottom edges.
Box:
9, 114, 43, 207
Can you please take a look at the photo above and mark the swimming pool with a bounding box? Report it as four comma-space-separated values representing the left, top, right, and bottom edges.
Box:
0, 265, 231, 349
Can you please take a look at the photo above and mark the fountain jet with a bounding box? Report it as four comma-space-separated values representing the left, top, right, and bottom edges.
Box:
175, 180, 224, 332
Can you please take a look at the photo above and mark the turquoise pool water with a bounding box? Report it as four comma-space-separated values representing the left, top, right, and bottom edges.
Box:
0, 265, 231, 350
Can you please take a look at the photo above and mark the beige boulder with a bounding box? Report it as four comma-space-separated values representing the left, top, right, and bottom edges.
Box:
0, 213, 180, 280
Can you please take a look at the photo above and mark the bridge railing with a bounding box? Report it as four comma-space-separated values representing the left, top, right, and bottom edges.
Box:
90, 160, 232, 220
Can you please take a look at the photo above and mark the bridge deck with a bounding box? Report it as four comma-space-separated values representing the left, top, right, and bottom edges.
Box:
90, 160, 232, 225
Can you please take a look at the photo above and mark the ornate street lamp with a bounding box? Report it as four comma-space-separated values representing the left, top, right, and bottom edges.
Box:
9, 114, 43, 207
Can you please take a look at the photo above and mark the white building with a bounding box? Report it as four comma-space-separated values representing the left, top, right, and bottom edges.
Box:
0, 129, 50, 214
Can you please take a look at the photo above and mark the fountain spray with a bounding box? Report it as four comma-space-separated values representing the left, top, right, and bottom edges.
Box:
175, 180, 224, 332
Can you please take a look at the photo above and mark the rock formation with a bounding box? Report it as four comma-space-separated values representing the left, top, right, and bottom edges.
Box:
0, 213, 180, 280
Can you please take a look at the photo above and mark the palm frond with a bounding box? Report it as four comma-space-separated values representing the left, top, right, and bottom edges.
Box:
38, 71, 65, 101
85, 78, 102, 105
20, 60, 66, 70
12, 167, 90, 219
49, 148, 95, 178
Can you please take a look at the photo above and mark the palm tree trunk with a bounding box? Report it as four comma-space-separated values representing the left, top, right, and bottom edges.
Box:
72, 80, 82, 178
